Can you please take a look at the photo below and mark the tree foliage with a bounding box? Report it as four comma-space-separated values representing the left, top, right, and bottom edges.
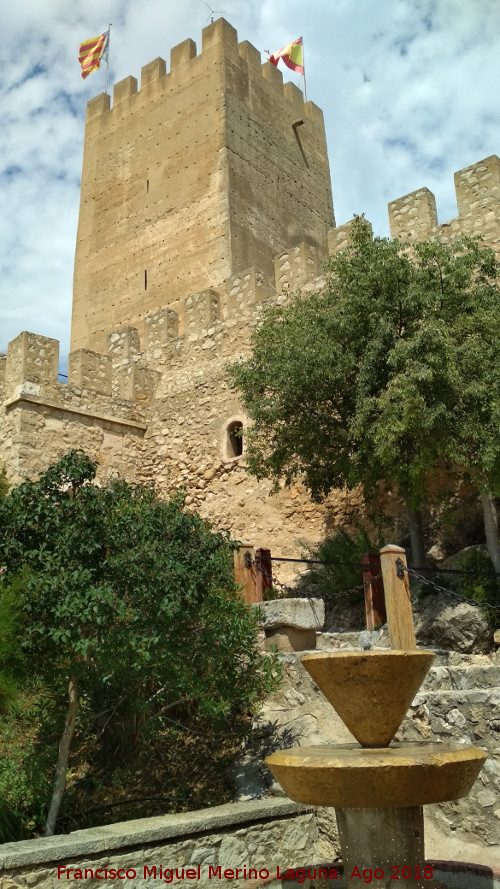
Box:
229, 219, 500, 567
0, 451, 279, 834
0, 465, 8, 498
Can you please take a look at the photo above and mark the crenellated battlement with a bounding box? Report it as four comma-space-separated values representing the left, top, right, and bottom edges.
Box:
388, 154, 500, 251
1, 330, 158, 414
86, 18, 321, 126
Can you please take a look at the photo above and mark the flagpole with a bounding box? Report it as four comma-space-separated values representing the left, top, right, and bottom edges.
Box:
105, 23, 112, 94
301, 37, 307, 102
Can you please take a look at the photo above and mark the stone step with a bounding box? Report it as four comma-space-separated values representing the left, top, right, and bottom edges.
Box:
421, 663, 500, 692
412, 687, 500, 708
315, 632, 498, 669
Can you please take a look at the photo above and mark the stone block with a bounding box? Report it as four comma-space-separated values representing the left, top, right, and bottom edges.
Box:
170, 38, 197, 69
284, 81, 304, 109
86, 92, 110, 120
224, 268, 273, 316
238, 40, 261, 73
144, 308, 179, 349
388, 187, 438, 241
113, 75, 138, 105
274, 243, 320, 292
184, 289, 219, 334
262, 59, 283, 86
328, 218, 373, 256
107, 327, 140, 360
112, 364, 159, 403
265, 627, 317, 652
414, 597, 493, 654
141, 57, 166, 89
201, 18, 238, 61
454, 155, 500, 217
258, 598, 325, 631
6, 332, 59, 387
68, 349, 112, 395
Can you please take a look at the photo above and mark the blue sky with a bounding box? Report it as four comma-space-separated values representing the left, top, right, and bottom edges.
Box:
1, 0, 499, 367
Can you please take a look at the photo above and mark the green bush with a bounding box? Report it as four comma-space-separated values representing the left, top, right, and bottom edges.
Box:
298, 529, 376, 605
0, 465, 8, 498
0, 450, 281, 835
457, 547, 499, 613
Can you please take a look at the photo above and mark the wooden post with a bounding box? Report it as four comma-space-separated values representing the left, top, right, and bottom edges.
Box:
255, 547, 272, 602
379, 544, 416, 650
362, 551, 386, 630
233, 544, 258, 604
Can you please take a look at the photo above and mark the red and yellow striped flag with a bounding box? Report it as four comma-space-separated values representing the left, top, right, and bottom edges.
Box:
78, 32, 108, 79
269, 37, 304, 74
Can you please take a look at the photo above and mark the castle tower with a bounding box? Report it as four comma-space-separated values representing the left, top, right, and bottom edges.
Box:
71, 18, 335, 353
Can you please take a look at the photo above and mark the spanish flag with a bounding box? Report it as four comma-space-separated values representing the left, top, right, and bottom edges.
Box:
78, 31, 109, 79
269, 37, 304, 74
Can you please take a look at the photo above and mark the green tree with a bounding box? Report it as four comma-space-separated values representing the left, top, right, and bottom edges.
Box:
229, 219, 500, 570
0, 451, 278, 835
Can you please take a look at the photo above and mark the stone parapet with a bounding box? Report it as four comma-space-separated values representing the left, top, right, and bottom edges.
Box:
5, 332, 59, 388
328, 219, 373, 255
144, 308, 180, 351
274, 243, 321, 292
455, 154, 500, 217
389, 187, 438, 241
224, 268, 274, 318
85, 18, 316, 122
113, 75, 138, 105
0, 799, 324, 889
140, 57, 167, 89
68, 349, 112, 396
388, 155, 500, 251
107, 327, 141, 360
184, 289, 220, 338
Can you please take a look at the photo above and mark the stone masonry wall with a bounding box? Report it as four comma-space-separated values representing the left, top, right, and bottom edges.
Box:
0, 799, 327, 889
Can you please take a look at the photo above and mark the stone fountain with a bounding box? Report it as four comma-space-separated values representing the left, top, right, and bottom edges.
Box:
265, 546, 488, 889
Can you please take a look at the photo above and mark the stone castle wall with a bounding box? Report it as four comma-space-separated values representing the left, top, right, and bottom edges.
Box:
2, 153, 499, 571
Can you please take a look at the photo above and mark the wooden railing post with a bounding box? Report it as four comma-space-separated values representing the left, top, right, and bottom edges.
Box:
255, 547, 272, 603
362, 551, 386, 630
233, 544, 257, 604
379, 544, 416, 650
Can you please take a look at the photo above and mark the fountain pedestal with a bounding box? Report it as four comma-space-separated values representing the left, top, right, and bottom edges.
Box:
265, 650, 487, 887
336, 807, 425, 889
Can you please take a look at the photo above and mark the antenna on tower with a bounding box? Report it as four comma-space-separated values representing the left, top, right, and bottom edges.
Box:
205, 2, 225, 23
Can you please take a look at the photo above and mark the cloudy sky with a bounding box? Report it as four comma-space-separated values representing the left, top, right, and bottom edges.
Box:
1, 0, 499, 370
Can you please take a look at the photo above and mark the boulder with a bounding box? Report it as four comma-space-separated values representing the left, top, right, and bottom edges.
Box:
413, 595, 493, 654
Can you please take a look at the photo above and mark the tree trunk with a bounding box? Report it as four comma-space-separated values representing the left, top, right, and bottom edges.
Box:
406, 504, 427, 569
43, 675, 79, 837
480, 491, 500, 584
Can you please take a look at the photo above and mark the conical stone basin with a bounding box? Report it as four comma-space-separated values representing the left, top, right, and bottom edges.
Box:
302, 650, 435, 747
266, 741, 487, 808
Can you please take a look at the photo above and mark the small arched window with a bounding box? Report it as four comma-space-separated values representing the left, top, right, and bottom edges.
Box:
224, 419, 244, 460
